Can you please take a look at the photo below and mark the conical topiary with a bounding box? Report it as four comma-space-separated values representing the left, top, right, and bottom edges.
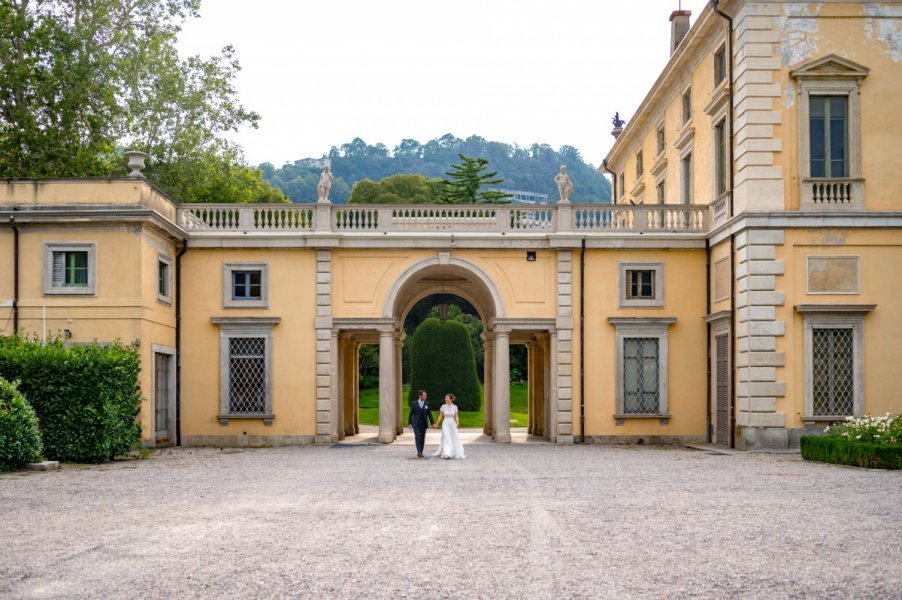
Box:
408, 317, 481, 412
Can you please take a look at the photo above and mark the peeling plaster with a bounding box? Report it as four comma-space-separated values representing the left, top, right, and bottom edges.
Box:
776, 3, 823, 66
784, 81, 796, 109
864, 4, 902, 62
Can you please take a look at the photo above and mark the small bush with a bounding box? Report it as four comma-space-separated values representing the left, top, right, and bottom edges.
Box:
824, 413, 901, 445
0, 337, 141, 463
800, 435, 902, 470
408, 318, 481, 412
0, 377, 43, 472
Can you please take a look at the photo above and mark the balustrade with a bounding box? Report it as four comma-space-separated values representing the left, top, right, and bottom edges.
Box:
177, 203, 709, 234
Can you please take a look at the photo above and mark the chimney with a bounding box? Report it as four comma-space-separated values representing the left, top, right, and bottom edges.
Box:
670, 10, 691, 54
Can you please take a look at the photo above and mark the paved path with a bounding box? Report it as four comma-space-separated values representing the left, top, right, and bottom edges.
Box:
1, 442, 900, 599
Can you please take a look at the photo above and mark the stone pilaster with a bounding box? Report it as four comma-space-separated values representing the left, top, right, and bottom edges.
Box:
314, 250, 334, 445
732, 2, 785, 213
735, 229, 787, 449
492, 328, 511, 443
482, 332, 494, 436
555, 250, 574, 443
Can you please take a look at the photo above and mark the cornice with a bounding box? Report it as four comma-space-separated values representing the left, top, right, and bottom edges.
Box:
707, 211, 902, 245
0, 205, 186, 241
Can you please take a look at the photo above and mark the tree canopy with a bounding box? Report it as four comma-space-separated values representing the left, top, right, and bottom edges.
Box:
0, 0, 286, 203
263, 134, 612, 204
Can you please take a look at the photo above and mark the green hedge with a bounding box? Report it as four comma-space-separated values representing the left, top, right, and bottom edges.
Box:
408, 318, 481, 412
0, 377, 43, 472
0, 337, 142, 463
800, 435, 902, 470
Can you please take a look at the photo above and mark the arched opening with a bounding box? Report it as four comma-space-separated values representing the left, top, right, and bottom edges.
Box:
332, 255, 557, 444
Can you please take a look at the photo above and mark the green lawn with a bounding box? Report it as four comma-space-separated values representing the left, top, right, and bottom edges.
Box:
358, 383, 529, 428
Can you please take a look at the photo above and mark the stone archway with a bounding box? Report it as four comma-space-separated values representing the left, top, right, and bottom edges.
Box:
332, 252, 560, 445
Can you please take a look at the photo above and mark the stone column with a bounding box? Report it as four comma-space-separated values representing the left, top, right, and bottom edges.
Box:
533, 335, 546, 437
527, 341, 536, 435
482, 332, 494, 436
547, 330, 559, 443
394, 334, 404, 435
330, 329, 339, 442
352, 341, 360, 434
377, 329, 396, 443
492, 328, 511, 443
336, 334, 345, 440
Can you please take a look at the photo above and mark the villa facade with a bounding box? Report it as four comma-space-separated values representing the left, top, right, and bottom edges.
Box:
0, 0, 900, 450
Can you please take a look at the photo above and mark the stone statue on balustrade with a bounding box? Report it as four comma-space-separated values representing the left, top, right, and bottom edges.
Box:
554, 165, 574, 204
317, 165, 333, 203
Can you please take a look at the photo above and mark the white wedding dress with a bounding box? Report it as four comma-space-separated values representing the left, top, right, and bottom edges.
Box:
433, 404, 466, 459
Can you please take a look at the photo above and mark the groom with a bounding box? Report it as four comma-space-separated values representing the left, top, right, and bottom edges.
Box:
408, 390, 434, 458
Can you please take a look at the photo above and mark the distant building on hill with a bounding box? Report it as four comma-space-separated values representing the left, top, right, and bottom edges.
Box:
497, 189, 550, 205
293, 157, 331, 169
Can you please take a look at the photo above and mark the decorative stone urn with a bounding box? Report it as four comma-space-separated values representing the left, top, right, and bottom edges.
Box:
124, 150, 149, 177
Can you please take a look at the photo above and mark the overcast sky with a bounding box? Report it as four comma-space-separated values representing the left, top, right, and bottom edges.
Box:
177, 0, 712, 168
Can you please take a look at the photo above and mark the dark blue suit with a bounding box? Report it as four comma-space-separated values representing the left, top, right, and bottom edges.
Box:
408, 399, 434, 456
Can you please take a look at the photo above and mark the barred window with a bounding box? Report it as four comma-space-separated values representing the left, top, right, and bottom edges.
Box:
799, 308, 869, 422
228, 337, 266, 414
623, 337, 660, 414
811, 327, 854, 416
213, 316, 280, 425
610, 317, 675, 422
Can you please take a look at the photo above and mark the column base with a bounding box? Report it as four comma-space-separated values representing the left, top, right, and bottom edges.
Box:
493, 433, 511, 443
377, 432, 396, 444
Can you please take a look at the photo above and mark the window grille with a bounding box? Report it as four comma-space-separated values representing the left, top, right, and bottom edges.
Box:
809, 96, 847, 178
232, 270, 262, 300
154, 353, 171, 432
52, 251, 88, 287
228, 337, 266, 414
812, 327, 854, 416
623, 337, 660, 414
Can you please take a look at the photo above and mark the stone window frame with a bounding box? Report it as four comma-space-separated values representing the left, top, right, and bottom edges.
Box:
713, 43, 727, 87
805, 256, 860, 295
790, 54, 868, 207
713, 256, 731, 302
42, 241, 96, 296
212, 316, 280, 425
157, 253, 173, 304
681, 85, 692, 126
618, 262, 664, 308
222, 262, 270, 308
608, 317, 676, 424
795, 304, 874, 424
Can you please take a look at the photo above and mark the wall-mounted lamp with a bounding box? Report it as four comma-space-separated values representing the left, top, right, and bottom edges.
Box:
526, 251, 537, 262
63, 329, 72, 339
133, 338, 141, 347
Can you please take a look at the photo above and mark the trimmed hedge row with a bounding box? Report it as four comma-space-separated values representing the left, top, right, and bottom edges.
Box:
408, 318, 481, 412
0, 377, 43, 472
0, 337, 142, 464
800, 435, 902, 470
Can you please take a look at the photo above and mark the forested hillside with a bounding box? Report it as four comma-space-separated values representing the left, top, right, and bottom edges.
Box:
259, 134, 611, 204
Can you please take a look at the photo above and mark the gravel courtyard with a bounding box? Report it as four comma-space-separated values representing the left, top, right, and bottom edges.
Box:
1, 434, 900, 599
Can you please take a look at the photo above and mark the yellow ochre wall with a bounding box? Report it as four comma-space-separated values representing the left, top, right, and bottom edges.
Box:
330, 249, 558, 319
0, 223, 178, 443
582, 249, 708, 438
178, 248, 318, 439
776, 2, 902, 212
780, 228, 902, 425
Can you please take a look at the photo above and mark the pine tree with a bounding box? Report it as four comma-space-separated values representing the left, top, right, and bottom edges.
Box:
439, 154, 513, 204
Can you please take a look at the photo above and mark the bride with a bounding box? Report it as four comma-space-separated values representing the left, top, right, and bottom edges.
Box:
432, 393, 466, 459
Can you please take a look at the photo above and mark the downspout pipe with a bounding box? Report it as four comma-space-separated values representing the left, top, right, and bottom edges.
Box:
8, 217, 19, 334
579, 238, 586, 444
175, 239, 188, 446
601, 159, 617, 202
711, 0, 737, 447
711, 0, 735, 218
